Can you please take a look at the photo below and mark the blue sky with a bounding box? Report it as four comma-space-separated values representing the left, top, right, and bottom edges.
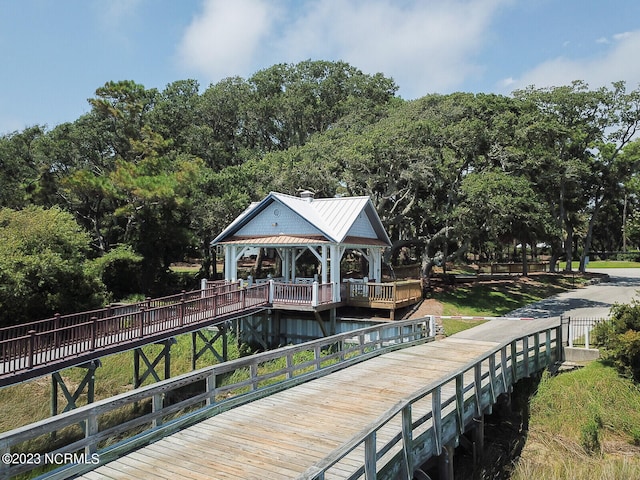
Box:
2, 0, 640, 135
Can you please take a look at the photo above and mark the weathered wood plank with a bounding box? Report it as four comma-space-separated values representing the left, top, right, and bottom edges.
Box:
76, 324, 557, 480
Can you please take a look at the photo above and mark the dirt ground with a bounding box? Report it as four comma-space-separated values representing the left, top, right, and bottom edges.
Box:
409, 298, 444, 318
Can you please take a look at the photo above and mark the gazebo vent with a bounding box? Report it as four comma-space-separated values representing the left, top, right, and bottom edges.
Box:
299, 190, 314, 202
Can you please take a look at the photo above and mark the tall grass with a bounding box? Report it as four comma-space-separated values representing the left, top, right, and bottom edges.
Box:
0, 330, 237, 434
511, 362, 640, 479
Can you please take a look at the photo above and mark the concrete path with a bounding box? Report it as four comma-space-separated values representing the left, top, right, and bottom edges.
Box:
507, 268, 640, 320
454, 268, 640, 345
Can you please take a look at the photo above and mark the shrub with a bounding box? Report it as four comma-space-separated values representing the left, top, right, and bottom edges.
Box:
580, 416, 601, 455
593, 300, 640, 382
87, 245, 143, 301
0, 206, 106, 326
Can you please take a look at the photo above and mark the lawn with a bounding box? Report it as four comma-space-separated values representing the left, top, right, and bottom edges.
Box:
431, 273, 586, 317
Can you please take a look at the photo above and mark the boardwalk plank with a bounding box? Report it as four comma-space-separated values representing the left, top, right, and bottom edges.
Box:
76, 332, 526, 479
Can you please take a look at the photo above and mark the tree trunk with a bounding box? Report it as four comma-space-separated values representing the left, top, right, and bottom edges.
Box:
580, 196, 603, 273
521, 241, 528, 277
564, 222, 573, 272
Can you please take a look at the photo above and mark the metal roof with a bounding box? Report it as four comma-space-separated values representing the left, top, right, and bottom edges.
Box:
211, 192, 392, 247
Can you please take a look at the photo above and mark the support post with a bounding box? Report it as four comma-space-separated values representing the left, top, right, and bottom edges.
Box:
51, 360, 101, 416
133, 338, 176, 388
191, 325, 228, 370
473, 413, 485, 460
438, 444, 455, 480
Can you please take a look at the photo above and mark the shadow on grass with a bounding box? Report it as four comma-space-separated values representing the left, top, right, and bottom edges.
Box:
431, 275, 578, 317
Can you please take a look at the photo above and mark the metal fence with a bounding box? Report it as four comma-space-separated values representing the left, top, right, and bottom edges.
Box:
561, 316, 608, 349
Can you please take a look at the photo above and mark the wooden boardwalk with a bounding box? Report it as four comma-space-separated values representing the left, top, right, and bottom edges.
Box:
75, 319, 559, 480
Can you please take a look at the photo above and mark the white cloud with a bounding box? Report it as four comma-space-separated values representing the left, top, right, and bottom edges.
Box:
177, 0, 278, 80
501, 30, 640, 92
276, 0, 509, 97
177, 0, 511, 97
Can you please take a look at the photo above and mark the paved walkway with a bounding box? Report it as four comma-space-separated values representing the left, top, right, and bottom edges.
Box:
507, 268, 640, 319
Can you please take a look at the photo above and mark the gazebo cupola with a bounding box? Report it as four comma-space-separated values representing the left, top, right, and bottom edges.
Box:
211, 191, 392, 302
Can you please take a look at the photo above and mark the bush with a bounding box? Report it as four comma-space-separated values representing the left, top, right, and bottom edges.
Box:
87, 245, 143, 301
0, 206, 106, 326
593, 300, 640, 382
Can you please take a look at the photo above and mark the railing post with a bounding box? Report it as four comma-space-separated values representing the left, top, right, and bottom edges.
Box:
429, 315, 436, 338
401, 405, 413, 479
523, 336, 530, 377
85, 413, 98, 456
364, 432, 377, 479
179, 299, 185, 327
312, 281, 319, 307
488, 354, 496, 403
568, 317, 574, 347
90, 316, 98, 351
556, 325, 563, 362
432, 386, 442, 455
545, 331, 552, 366
585, 324, 591, 349
139, 307, 145, 338
314, 345, 322, 370
269, 279, 275, 304
500, 346, 508, 392
510, 339, 518, 381
455, 374, 464, 434
206, 371, 216, 406
152, 393, 164, 428
54, 313, 61, 349
27, 330, 36, 369
200, 278, 207, 298
474, 363, 482, 416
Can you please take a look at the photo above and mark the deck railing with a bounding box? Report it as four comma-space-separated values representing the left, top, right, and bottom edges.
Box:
345, 280, 422, 307
0, 317, 435, 480
0, 282, 269, 386
271, 281, 334, 307
298, 323, 562, 480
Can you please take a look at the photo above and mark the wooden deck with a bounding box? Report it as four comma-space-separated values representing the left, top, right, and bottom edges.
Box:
344, 280, 422, 319
73, 319, 559, 480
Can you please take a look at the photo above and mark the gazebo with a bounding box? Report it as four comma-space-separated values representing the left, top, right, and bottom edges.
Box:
211, 190, 391, 304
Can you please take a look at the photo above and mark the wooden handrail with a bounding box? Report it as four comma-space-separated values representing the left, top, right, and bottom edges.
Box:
0, 317, 435, 480
297, 324, 561, 480
0, 282, 267, 386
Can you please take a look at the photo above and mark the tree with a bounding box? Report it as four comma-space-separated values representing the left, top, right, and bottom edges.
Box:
454, 170, 551, 275
513, 81, 640, 272
108, 127, 206, 292
0, 206, 106, 326
0, 126, 44, 208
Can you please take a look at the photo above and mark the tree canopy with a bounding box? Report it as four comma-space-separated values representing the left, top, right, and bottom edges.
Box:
2, 59, 640, 321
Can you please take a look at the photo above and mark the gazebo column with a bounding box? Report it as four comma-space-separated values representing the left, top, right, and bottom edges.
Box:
224, 245, 238, 282
369, 248, 383, 282
282, 248, 290, 282
329, 244, 345, 302
321, 245, 328, 284
291, 248, 297, 282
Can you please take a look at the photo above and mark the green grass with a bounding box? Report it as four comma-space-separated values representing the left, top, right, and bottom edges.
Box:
432, 274, 583, 317
512, 362, 640, 479
441, 318, 487, 336
561, 260, 640, 269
